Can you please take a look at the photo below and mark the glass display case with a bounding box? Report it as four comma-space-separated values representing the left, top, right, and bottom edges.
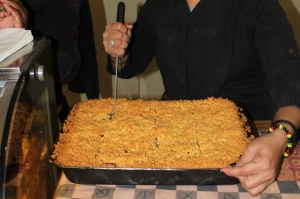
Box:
0, 38, 59, 199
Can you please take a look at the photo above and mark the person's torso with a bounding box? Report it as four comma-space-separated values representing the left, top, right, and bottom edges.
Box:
152, 0, 272, 119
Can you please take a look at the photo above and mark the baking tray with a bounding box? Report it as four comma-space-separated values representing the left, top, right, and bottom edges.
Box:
50, 101, 259, 185
51, 166, 240, 185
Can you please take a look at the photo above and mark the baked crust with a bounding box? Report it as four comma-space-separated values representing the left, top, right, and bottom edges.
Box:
51, 97, 253, 168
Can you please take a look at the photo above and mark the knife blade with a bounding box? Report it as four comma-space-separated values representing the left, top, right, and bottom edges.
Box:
108, 2, 125, 120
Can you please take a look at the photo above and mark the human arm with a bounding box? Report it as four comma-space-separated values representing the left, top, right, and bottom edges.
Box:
0, 0, 27, 28
221, 106, 300, 196
221, 0, 300, 196
23, 0, 82, 84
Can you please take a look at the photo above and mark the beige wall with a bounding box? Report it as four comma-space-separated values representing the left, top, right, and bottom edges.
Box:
64, 0, 300, 106
280, 0, 300, 47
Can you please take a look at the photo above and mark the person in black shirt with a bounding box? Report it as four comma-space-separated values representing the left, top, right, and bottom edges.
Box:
102, 0, 300, 196
21, 0, 99, 123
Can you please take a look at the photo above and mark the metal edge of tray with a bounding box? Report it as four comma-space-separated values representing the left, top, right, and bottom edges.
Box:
50, 163, 240, 185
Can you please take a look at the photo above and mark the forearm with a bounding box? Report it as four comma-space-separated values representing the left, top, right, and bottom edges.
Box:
53, 49, 82, 84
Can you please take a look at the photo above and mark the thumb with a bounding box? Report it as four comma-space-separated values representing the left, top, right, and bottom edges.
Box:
127, 28, 132, 40
0, 14, 12, 29
124, 19, 133, 40
3, 3, 11, 16
220, 152, 253, 175
0, 7, 9, 19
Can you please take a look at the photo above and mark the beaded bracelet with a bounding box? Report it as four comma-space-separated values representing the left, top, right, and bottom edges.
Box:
268, 124, 293, 158
272, 120, 299, 144
272, 120, 298, 135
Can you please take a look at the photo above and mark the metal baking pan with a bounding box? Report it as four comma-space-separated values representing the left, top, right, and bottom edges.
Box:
50, 165, 241, 185
50, 101, 259, 185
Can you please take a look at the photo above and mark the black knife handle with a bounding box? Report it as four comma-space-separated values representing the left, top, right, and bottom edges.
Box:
117, 2, 125, 23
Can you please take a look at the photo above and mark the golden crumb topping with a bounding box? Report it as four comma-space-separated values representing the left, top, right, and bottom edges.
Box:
51, 97, 253, 169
